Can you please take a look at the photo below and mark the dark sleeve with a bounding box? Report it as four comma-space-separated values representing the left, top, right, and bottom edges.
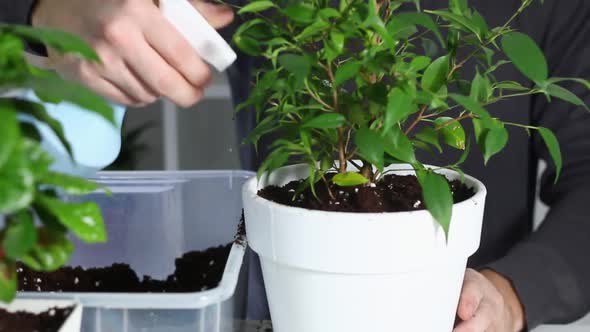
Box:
0, 0, 37, 24
487, 0, 590, 328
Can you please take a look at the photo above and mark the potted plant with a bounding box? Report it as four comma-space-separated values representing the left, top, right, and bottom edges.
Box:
1, 24, 249, 331
0, 24, 113, 303
234, 1, 590, 331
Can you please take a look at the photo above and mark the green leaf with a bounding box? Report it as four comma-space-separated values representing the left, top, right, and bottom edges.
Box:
233, 34, 261, 56
435, 117, 466, 150
20, 228, 73, 272
28, 73, 116, 125
0, 103, 19, 168
332, 172, 369, 186
547, 77, 590, 90
482, 124, 509, 164
538, 127, 562, 182
257, 148, 291, 179
0, 144, 34, 215
355, 128, 384, 171
449, 0, 468, 14
2, 99, 73, 157
35, 195, 107, 243
410, 56, 432, 71
388, 12, 444, 45
417, 170, 453, 240
415, 127, 442, 153
20, 138, 53, 178
384, 88, 417, 131
422, 56, 449, 92
40, 172, 100, 195
238, 1, 275, 14
470, 72, 492, 103
501, 32, 548, 82
363, 0, 395, 50
0, 261, 16, 303
279, 54, 311, 86
302, 113, 346, 129
544, 84, 589, 111
9, 26, 98, 61
384, 127, 416, 163
335, 61, 361, 87
495, 81, 529, 92
426, 10, 483, 40
283, 3, 316, 23
3, 210, 37, 259
449, 94, 492, 124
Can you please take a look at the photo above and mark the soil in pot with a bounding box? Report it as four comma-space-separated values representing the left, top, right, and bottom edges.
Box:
258, 173, 475, 213
16, 244, 232, 293
0, 306, 73, 332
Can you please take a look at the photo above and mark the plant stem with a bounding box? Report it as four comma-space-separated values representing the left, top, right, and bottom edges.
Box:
503, 122, 539, 130
326, 62, 347, 173
404, 105, 429, 135
360, 160, 374, 181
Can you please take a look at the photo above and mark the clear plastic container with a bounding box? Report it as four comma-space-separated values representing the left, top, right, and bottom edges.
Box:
19, 171, 254, 332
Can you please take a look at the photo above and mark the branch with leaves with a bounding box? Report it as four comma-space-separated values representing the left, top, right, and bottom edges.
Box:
233, 0, 589, 238
0, 24, 114, 302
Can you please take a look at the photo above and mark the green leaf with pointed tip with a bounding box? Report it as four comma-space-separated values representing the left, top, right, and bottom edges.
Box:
482, 124, 509, 164
35, 195, 106, 243
388, 13, 444, 45
303, 113, 346, 129
283, 3, 316, 23
332, 172, 369, 186
426, 10, 483, 40
417, 170, 453, 240
238, 1, 275, 14
355, 128, 384, 171
544, 84, 589, 111
537, 127, 562, 183
415, 126, 442, 153
279, 54, 311, 87
0, 145, 34, 215
0, 261, 16, 303
9, 26, 98, 61
2, 99, 73, 157
0, 104, 19, 168
40, 172, 100, 195
435, 117, 466, 150
501, 32, 548, 82
20, 228, 73, 272
28, 73, 116, 125
470, 72, 492, 103
422, 56, 449, 92
335, 61, 361, 87
384, 127, 416, 163
449, 94, 493, 124
384, 88, 417, 131
410, 56, 432, 71
547, 77, 590, 90
3, 210, 37, 259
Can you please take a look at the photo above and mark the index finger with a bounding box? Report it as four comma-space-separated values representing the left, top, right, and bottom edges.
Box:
141, 7, 212, 87
456, 269, 485, 321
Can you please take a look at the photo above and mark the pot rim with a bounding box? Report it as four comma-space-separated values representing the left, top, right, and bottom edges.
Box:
244, 163, 487, 217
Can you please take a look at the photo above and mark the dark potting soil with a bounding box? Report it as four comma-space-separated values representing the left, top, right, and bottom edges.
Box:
16, 244, 232, 293
258, 173, 475, 213
0, 306, 73, 332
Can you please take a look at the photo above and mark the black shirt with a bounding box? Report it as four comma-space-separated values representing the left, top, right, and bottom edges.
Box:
4, 0, 590, 328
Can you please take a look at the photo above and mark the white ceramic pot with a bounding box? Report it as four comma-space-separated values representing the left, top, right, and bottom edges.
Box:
243, 164, 487, 332
0, 299, 82, 332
